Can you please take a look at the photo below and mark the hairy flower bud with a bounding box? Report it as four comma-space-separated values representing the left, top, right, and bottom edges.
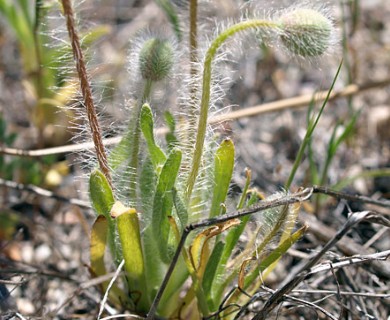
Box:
278, 8, 333, 57
138, 38, 174, 81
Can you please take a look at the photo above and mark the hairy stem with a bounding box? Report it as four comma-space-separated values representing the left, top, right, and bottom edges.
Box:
188, 0, 199, 136
61, 0, 111, 185
186, 20, 278, 200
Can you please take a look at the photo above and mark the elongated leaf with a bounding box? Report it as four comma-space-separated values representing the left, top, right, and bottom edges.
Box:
209, 138, 235, 218
90, 215, 129, 308
114, 201, 149, 312
172, 188, 188, 231
89, 169, 118, 262
108, 122, 135, 171
202, 241, 224, 302
210, 191, 260, 308
187, 220, 239, 315
243, 224, 308, 289
139, 159, 165, 301
219, 169, 253, 266
189, 219, 240, 276
90, 215, 108, 278
108, 103, 145, 172
140, 104, 166, 171
152, 148, 182, 263
164, 110, 178, 150
217, 224, 308, 314
140, 158, 157, 223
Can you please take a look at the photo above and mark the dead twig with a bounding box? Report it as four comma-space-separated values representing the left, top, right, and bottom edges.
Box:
307, 250, 390, 275
1, 78, 389, 158
312, 185, 390, 208
252, 210, 389, 320
0, 178, 91, 209
291, 289, 390, 299
299, 211, 390, 278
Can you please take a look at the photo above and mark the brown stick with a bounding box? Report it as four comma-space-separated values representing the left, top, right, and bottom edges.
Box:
2, 77, 390, 158
61, 0, 111, 185
209, 78, 390, 124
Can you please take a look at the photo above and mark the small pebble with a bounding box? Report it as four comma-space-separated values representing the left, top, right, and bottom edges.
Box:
35, 244, 52, 263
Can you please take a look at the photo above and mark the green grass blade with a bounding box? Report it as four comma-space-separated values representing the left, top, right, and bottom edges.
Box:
154, 0, 182, 41
285, 61, 343, 189
320, 110, 360, 186
19, 0, 33, 28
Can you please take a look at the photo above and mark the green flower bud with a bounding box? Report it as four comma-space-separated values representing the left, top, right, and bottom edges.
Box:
138, 38, 174, 81
278, 8, 333, 57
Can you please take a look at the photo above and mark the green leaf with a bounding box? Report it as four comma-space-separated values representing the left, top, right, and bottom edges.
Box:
152, 148, 182, 263
173, 188, 188, 232
108, 102, 146, 173
140, 104, 166, 171
90, 215, 108, 279
208, 181, 260, 309
89, 169, 115, 219
108, 122, 135, 171
115, 202, 149, 312
209, 138, 235, 218
90, 215, 128, 308
320, 110, 360, 186
140, 159, 165, 301
164, 110, 178, 149
202, 240, 224, 306
89, 169, 118, 263
140, 158, 157, 222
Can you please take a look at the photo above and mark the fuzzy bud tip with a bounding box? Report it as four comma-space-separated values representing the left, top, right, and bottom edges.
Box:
279, 8, 334, 57
139, 38, 174, 81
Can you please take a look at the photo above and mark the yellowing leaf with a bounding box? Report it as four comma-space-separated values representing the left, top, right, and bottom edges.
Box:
189, 219, 240, 276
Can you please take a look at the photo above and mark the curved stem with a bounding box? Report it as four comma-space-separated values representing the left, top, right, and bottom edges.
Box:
186, 20, 278, 200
